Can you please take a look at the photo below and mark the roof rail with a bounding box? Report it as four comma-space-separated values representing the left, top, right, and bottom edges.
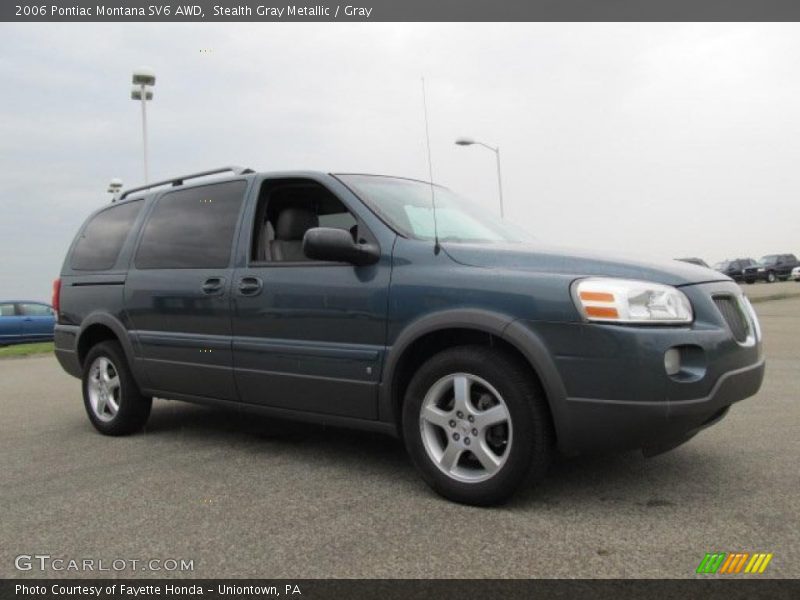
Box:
118, 166, 254, 200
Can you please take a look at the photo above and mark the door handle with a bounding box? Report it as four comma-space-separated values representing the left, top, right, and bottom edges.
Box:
238, 276, 263, 296
201, 277, 225, 295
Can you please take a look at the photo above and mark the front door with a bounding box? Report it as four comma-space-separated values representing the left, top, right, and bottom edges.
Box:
231, 177, 392, 419
125, 179, 249, 401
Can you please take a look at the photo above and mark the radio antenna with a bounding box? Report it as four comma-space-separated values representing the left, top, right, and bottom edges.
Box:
421, 77, 440, 253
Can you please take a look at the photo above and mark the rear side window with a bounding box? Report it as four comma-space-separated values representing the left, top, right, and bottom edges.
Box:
135, 180, 247, 269
0, 303, 15, 316
70, 200, 143, 270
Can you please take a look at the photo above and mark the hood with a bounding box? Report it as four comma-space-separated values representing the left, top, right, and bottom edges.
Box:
442, 242, 730, 287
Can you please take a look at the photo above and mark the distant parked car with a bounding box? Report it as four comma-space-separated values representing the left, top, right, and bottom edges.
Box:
676, 257, 709, 268
743, 254, 800, 283
0, 301, 56, 346
713, 258, 757, 282
791, 266, 800, 282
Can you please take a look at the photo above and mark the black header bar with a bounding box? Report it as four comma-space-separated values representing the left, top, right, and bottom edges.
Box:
4, 0, 800, 22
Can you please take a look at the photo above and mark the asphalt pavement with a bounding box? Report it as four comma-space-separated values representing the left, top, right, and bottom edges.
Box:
1, 295, 798, 579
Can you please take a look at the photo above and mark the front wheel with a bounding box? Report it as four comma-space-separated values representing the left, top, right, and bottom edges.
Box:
767, 271, 777, 283
402, 346, 553, 506
82, 341, 152, 435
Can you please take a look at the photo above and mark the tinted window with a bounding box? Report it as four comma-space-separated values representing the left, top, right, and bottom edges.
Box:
135, 180, 247, 269
19, 303, 53, 317
0, 303, 15, 317
70, 200, 143, 270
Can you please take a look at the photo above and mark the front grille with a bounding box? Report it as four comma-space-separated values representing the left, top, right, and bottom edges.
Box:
713, 295, 750, 343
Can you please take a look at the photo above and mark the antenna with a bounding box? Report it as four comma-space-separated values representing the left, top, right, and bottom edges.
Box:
421, 77, 440, 253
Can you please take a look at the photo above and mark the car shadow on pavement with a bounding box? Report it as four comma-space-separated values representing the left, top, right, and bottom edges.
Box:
141, 399, 731, 508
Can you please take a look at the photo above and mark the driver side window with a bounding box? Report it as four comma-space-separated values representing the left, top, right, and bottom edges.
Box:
250, 179, 358, 264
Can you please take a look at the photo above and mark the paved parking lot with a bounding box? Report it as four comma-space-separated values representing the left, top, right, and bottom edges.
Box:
1, 296, 798, 579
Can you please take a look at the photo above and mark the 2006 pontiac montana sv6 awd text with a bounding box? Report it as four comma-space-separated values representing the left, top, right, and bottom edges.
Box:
54, 166, 765, 505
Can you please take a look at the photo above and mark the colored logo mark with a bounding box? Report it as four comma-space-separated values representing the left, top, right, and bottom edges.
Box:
696, 552, 773, 574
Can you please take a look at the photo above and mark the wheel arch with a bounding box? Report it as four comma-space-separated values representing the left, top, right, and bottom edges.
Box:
76, 313, 141, 380
378, 309, 569, 446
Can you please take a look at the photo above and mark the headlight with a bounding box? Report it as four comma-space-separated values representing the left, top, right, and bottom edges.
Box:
572, 278, 693, 324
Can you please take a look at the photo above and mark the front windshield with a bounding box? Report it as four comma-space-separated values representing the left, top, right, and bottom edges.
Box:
714, 261, 730, 270
759, 255, 779, 266
336, 174, 530, 243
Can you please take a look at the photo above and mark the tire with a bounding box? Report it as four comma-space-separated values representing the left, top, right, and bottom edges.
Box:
82, 341, 151, 436
767, 271, 777, 283
402, 346, 553, 506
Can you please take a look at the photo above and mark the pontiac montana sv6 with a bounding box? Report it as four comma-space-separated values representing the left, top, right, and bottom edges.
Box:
54, 167, 765, 505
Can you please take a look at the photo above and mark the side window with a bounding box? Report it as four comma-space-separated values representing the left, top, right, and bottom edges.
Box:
70, 200, 143, 271
318, 210, 357, 232
19, 303, 53, 317
135, 180, 247, 269
0, 303, 16, 317
251, 181, 359, 263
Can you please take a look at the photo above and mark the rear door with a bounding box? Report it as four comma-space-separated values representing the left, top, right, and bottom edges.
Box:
18, 303, 55, 342
0, 303, 22, 344
125, 179, 250, 401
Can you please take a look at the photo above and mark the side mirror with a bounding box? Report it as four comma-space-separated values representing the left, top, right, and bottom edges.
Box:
303, 227, 380, 266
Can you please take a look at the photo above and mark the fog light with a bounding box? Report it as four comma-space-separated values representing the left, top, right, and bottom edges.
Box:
664, 348, 681, 376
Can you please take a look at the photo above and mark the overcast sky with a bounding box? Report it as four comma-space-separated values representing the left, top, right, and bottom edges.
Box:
1, 23, 799, 300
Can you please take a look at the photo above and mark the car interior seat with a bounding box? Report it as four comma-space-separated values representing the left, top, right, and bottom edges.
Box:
270, 207, 319, 262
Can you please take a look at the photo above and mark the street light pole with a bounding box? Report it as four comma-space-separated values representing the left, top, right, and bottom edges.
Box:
493, 146, 504, 220
455, 137, 505, 219
131, 67, 156, 183
139, 85, 149, 183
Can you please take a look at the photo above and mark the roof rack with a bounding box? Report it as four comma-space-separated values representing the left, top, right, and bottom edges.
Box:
118, 166, 254, 200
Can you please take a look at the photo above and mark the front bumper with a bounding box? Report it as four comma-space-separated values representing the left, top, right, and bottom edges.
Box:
558, 358, 764, 455
522, 281, 765, 455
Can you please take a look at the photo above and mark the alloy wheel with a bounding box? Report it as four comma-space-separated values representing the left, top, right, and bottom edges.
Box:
87, 356, 121, 422
419, 373, 512, 483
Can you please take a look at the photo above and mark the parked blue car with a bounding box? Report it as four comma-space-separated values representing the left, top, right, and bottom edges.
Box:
0, 301, 56, 345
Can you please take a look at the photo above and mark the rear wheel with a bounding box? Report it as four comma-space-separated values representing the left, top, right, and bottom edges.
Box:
402, 346, 553, 506
82, 341, 151, 435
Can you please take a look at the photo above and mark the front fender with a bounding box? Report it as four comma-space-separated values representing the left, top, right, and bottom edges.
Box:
378, 309, 569, 449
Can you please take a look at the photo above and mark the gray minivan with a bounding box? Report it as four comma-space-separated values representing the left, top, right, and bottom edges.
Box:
54, 167, 765, 505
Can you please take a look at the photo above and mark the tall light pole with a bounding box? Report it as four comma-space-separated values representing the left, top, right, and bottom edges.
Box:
131, 67, 155, 183
455, 137, 504, 219
107, 178, 123, 203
